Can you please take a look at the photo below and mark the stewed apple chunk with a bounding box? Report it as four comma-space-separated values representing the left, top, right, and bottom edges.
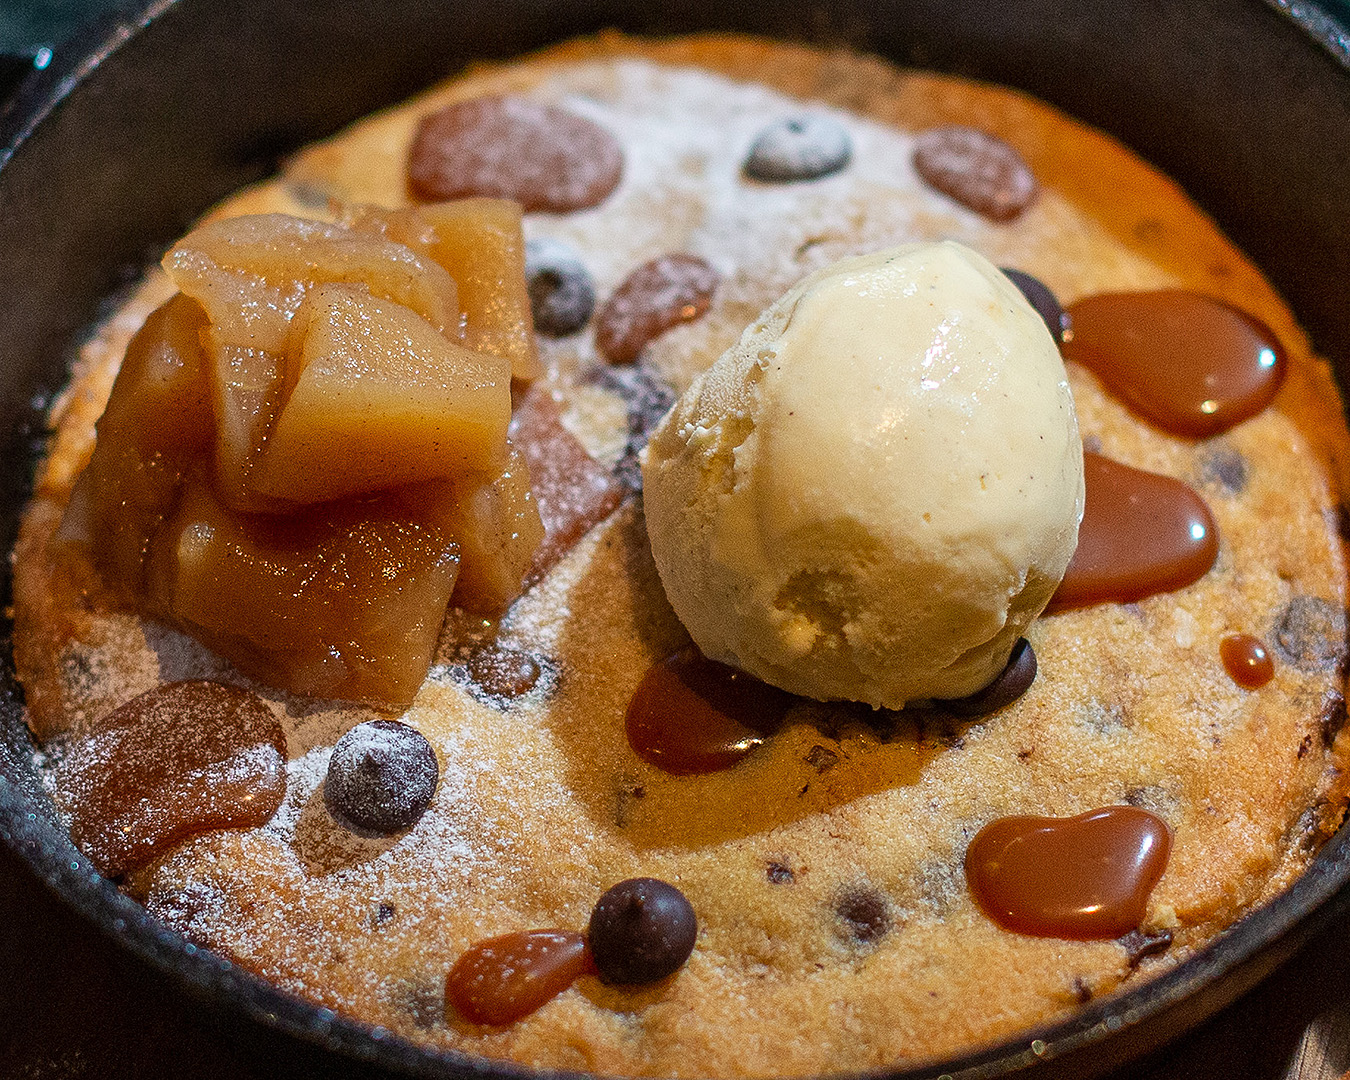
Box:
148, 477, 461, 707
61, 204, 546, 709
57, 293, 213, 595
163, 213, 459, 349
407, 446, 544, 615
246, 284, 511, 505
347, 200, 541, 380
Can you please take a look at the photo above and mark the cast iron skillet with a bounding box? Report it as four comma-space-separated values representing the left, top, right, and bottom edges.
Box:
3, 1, 1350, 1076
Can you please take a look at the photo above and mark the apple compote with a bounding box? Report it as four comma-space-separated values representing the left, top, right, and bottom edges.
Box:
54, 202, 544, 709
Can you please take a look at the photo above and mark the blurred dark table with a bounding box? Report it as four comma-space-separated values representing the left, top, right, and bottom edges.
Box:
5, 2, 1350, 1078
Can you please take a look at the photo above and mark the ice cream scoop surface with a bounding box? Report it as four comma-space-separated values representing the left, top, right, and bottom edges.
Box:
642, 241, 1084, 708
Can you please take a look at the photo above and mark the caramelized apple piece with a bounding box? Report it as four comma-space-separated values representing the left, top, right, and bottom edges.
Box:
163, 213, 459, 348
405, 445, 544, 614
349, 200, 541, 380
57, 294, 213, 594
246, 284, 511, 504
416, 199, 540, 381
59, 680, 286, 876
509, 388, 625, 582
206, 334, 286, 512
149, 477, 460, 708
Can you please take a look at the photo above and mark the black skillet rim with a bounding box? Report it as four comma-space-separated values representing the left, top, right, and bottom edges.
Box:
1, 1, 1349, 1077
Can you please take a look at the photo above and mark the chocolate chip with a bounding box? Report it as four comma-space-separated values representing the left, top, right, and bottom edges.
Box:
525, 238, 596, 337
1000, 268, 1070, 344
408, 96, 622, 212
596, 364, 677, 492
766, 861, 795, 885
804, 744, 839, 773
466, 645, 543, 704
1118, 928, 1172, 968
834, 884, 891, 945
375, 902, 397, 925
596, 254, 719, 364
940, 638, 1036, 717
743, 115, 852, 182
1272, 596, 1347, 672
1197, 447, 1249, 495
587, 878, 698, 985
1072, 978, 1093, 1004
1320, 691, 1347, 747
324, 720, 439, 834
913, 126, 1038, 222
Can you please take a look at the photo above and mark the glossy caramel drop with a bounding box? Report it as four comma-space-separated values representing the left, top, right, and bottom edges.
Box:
1063, 290, 1286, 437
1220, 633, 1275, 689
1048, 452, 1218, 612
965, 806, 1172, 939
626, 645, 793, 775
59, 681, 286, 876
446, 930, 591, 1026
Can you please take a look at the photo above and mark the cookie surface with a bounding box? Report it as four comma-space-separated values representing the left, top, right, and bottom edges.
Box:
12, 32, 1350, 1078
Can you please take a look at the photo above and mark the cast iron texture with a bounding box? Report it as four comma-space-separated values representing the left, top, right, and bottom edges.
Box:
0, 1, 1348, 1077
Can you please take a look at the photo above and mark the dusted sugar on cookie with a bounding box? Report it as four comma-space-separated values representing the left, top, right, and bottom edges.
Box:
11, 32, 1350, 1079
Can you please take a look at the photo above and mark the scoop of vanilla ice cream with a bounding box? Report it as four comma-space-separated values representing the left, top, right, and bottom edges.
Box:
641, 241, 1084, 709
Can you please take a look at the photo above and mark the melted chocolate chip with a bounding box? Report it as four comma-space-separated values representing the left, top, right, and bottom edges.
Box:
804, 744, 840, 773
834, 885, 892, 945
940, 638, 1036, 717
1320, 691, 1347, 747
525, 238, 596, 337
597, 364, 677, 492
595, 254, 719, 364
743, 116, 852, 182
1197, 447, 1249, 495
767, 861, 796, 885
1272, 596, 1347, 672
1000, 268, 1069, 344
1119, 927, 1173, 968
324, 720, 439, 834
913, 126, 1038, 222
409, 96, 622, 212
467, 645, 544, 703
587, 878, 698, 985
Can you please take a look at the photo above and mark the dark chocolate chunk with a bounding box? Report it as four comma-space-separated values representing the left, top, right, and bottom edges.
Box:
940, 638, 1036, 717
408, 96, 622, 212
834, 884, 892, 945
525, 238, 596, 337
766, 860, 796, 885
1118, 928, 1173, 968
596, 254, 719, 364
1271, 596, 1347, 672
913, 126, 1038, 222
804, 744, 840, 773
1000, 268, 1070, 344
1320, 691, 1347, 748
597, 364, 677, 492
1197, 446, 1249, 495
743, 116, 852, 182
587, 878, 698, 985
324, 720, 439, 834
467, 645, 543, 703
